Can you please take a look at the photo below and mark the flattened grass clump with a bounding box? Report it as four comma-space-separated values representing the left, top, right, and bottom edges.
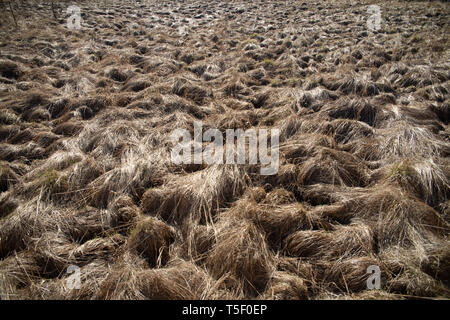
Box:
380, 246, 449, 297
318, 256, 382, 293
68, 156, 104, 195
346, 187, 447, 250
262, 271, 309, 300
20, 169, 70, 203
206, 217, 275, 297
108, 195, 140, 233
284, 222, 374, 260
127, 217, 176, 267
0, 109, 19, 125
98, 257, 229, 300
325, 98, 378, 126
0, 60, 23, 80
138, 260, 230, 299
297, 148, 369, 187
52, 121, 84, 137
377, 121, 447, 159
108, 68, 129, 82
379, 159, 449, 207
430, 101, 449, 124
32, 232, 122, 277
0, 0, 449, 301
141, 187, 165, 215
0, 251, 40, 299
223, 197, 316, 249
150, 165, 247, 224
172, 78, 212, 105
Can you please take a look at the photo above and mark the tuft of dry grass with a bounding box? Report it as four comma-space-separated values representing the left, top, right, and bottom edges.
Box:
127, 217, 176, 268
147, 165, 248, 224
284, 222, 374, 260
206, 217, 275, 297
262, 271, 309, 300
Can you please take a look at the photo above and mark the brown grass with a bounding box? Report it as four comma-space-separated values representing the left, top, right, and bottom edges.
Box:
0, 0, 449, 300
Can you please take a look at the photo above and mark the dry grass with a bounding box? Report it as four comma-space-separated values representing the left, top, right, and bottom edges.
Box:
0, 0, 449, 300
206, 217, 275, 297
127, 216, 175, 267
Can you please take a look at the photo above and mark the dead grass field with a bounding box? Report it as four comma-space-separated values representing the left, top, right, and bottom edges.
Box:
0, 0, 449, 300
